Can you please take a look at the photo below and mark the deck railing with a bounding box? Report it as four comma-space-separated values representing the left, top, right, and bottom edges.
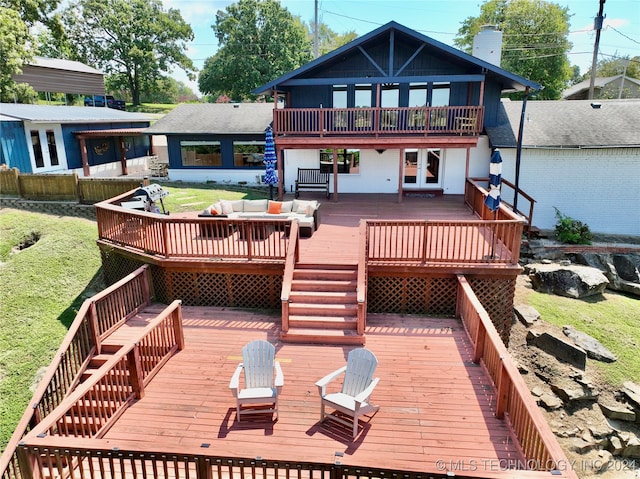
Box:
96, 202, 291, 261
364, 219, 523, 265
280, 221, 301, 332
356, 221, 368, 335
456, 275, 578, 479
274, 105, 483, 137
24, 300, 183, 441
0, 265, 153, 479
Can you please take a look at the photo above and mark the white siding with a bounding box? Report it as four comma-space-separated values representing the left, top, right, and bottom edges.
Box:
499, 147, 640, 236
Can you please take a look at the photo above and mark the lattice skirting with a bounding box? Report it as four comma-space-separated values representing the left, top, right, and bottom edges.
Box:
367, 273, 516, 343
100, 249, 282, 309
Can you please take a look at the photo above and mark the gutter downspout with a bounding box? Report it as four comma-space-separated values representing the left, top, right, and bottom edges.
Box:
513, 86, 531, 213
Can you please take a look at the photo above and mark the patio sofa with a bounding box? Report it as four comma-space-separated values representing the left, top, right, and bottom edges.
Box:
200, 198, 320, 237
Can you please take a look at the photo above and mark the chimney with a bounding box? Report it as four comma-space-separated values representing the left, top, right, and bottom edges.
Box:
472, 25, 503, 66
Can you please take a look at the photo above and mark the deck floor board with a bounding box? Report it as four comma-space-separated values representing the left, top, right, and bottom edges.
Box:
103, 306, 521, 474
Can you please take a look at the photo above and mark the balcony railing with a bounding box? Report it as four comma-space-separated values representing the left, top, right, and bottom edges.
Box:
274, 106, 484, 136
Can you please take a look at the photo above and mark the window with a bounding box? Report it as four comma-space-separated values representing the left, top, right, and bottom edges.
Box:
354, 84, 372, 108
30, 131, 44, 168
180, 141, 221, 167
320, 148, 360, 174
431, 82, 451, 107
332, 85, 347, 108
380, 83, 399, 128
233, 141, 265, 167
408, 83, 428, 128
46, 131, 59, 166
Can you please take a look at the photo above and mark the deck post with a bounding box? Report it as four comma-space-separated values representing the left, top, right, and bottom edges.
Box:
89, 301, 102, 355
397, 148, 404, 203
195, 456, 213, 479
173, 301, 185, 350
127, 346, 145, 399
16, 444, 39, 479
495, 362, 511, 419
473, 321, 486, 364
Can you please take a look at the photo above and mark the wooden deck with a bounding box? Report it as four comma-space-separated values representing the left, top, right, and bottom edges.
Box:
101, 304, 522, 475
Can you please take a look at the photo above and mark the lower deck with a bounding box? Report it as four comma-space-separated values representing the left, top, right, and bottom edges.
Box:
101, 305, 520, 475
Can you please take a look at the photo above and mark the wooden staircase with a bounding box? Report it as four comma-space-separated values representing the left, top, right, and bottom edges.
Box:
281, 264, 365, 345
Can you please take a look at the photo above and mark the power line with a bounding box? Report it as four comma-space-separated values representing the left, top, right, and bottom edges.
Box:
607, 25, 640, 46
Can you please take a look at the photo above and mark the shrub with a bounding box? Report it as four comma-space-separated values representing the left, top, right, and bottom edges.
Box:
554, 208, 593, 244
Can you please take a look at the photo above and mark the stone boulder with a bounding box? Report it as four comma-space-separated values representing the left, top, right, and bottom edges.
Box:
570, 252, 640, 297
562, 326, 617, 363
526, 329, 587, 369
525, 262, 609, 298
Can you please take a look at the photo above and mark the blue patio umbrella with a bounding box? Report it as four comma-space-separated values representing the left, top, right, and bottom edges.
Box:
484, 148, 502, 212
263, 126, 278, 200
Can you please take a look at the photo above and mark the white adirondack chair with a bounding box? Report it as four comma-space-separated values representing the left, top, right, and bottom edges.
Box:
229, 340, 284, 422
315, 348, 380, 438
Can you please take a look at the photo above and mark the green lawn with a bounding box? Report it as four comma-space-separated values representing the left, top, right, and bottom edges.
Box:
0, 210, 103, 452
159, 182, 268, 213
526, 290, 640, 386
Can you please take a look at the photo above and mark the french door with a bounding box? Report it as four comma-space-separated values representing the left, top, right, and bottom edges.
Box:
403, 149, 442, 189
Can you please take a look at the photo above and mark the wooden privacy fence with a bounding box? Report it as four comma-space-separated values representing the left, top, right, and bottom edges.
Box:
0, 168, 145, 203
364, 219, 523, 264
456, 275, 578, 479
0, 266, 153, 479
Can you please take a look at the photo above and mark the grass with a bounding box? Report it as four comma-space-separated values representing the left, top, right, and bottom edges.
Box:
159, 182, 269, 213
0, 210, 102, 453
526, 290, 640, 386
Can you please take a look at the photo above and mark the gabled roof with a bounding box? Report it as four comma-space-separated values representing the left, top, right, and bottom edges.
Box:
144, 103, 274, 135
562, 75, 640, 99
0, 103, 153, 123
254, 21, 540, 94
486, 99, 640, 148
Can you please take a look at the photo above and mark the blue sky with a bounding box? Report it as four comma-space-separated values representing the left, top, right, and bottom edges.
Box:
163, 0, 640, 94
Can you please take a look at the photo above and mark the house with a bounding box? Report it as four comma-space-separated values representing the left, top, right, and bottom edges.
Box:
11, 56, 106, 99
0, 103, 154, 177
144, 102, 274, 184
562, 75, 640, 100
252, 21, 540, 200
486, 98, 640, 236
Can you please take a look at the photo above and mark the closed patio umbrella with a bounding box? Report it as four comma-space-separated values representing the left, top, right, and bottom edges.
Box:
263, 126, 278, 200
484, 148, 502, 212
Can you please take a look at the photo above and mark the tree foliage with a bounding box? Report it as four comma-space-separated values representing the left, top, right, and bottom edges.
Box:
0, 7, 37, 102
305, 21, 358, 57
198, 0, 312, 101
62, 0, 195, 105
455, 0, 572, 100
590, 55, 640, 80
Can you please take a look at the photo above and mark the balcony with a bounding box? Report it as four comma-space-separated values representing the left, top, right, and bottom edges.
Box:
273, 105, 483, 138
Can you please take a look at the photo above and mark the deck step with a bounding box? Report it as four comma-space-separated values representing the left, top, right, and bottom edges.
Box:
283, 263, 360, 345
288, 315, 358, 330
280, 328, 365, 345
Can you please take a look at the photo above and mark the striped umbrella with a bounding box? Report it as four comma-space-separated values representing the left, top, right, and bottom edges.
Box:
484, 148, 502, 212
263, 126, 278, 199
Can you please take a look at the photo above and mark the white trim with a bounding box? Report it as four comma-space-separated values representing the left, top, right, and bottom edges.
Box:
23, 121, 68, 173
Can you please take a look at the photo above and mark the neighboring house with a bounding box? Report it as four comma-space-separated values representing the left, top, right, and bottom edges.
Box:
562, 75, 640, 100
0, 103, 154, 177
252, 21, 540, 199
486, 99, 640, 236
144, 103, 274, 184
12, 56, 106, 98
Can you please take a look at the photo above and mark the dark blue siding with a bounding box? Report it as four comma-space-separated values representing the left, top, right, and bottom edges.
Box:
0, 121, 31, 172
166, 134, 266, 170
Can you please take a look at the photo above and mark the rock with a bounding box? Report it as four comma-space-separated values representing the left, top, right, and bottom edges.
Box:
571, 252, 640, 297
593, 450, 614, 473
531, 386, 544, 397
622, 382, 640, 407
562, 325, 617, 363
514, 304, 540, 326
599, 400, 637, 422
588, 421, 614, 438
539, 392, 563, 410
550, 376, 599, 402
612, 254, 640, 283
569, 437, 597, 454
525, 262, 609, 298
622, 434, 640, 458
608, 435, 624, 455
619, 280, 640, 297
527, 330, 587, 370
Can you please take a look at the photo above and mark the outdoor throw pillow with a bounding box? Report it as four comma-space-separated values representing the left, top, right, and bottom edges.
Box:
280, 201, 293, 213
268, 201, 282, 214
220, 200, 234, 215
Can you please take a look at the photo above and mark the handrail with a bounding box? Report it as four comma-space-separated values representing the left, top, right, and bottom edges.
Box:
365, 219, 524, 265
25, 300, 183, 441
0, 265, 152, 479
356, 220, 368, 335
274, 105, 484, 136
280, 221, 300, 332
95, 200, 291, 261
456, 275, 578, 478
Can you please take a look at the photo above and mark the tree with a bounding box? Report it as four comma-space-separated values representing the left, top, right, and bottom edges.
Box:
0, 7, 37, 102
198, 0, 312, 101
589, 55, 640, 80
304, 20, 358, 57
62, 0, 195, 105
455, 0, 572, 100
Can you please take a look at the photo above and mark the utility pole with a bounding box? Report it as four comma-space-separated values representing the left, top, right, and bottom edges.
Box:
314, 0, 319, 58
588, 0, 606, 99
